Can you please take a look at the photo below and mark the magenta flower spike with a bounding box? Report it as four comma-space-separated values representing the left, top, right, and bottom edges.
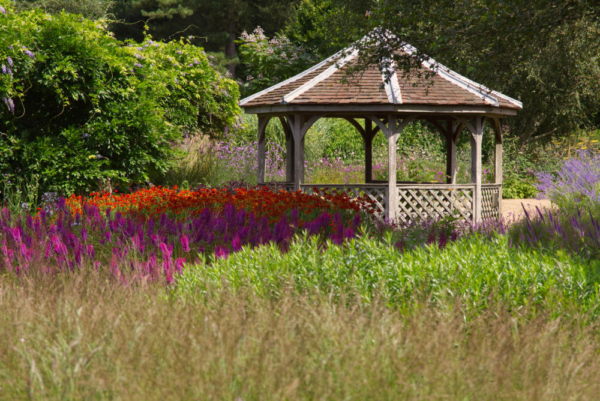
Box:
180, 234, 190, 253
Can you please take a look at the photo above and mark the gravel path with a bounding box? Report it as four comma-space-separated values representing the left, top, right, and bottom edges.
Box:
502, 199, 552, 221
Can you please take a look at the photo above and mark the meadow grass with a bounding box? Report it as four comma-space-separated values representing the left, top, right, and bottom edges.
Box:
2, 271, 600, 400
179, 233, 600, 318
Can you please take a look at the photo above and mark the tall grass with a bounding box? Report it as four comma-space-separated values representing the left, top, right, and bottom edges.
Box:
2, 272, 600, 399
179, 234, 600, 317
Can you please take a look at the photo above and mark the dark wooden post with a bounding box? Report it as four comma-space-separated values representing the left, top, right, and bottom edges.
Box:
256, 116, 270, 184
279, 117, 294, 184
493, 118, 504, 216
468, 117, 485, 222
445, 120, 459, 184
364, 119, 373, 183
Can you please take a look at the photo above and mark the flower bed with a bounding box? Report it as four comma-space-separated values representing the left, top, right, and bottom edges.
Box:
65, 186, 378, 224
0, 186, 379, 284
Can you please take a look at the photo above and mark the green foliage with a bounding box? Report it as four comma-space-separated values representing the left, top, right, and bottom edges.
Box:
238, 27, 319, 96
178, 233, 600, 316
283, 1, 600, 145
0, 3, 239, 195
503, 178, 538, 199
357, 1, 600, 145
0, 173, 41, 218
284, 0, 373, 57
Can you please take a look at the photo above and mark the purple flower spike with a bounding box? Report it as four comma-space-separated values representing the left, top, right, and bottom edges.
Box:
0, 6, 5, 14
231, 234, 242, 252
215, 246, 230, 259
180, 234, 190, 253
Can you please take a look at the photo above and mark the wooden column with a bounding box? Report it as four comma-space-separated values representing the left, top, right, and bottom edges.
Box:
468, 117, 485, 223
291, 115, 304, 191
493, 118, 504, 215
446, 120, 459, 184
387, 114, 398, 221
279, 117, 294, 183
256, 116, 270, 184
364, 119, 373, 183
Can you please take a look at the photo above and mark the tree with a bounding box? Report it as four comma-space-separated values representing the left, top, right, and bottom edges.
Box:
284, 0, 374, 57
111, 0, 298, 77
14, 0, 114, 19
282, 0, 600, 145
356, 1, 600, 145
0, 2, 239, 194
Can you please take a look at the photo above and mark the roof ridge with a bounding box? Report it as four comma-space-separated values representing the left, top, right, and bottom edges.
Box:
239, 49, 344, 107
382, 57, 402, 104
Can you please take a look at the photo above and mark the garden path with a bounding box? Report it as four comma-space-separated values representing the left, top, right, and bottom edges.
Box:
502, 199, 552, 221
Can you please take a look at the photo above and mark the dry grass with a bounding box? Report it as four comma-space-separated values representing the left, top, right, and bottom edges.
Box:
1, 272, 600, 400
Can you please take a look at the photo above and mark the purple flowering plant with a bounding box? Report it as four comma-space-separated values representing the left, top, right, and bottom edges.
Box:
537, 150, 600, 214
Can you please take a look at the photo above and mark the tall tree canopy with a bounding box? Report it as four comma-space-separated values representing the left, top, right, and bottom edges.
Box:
283, 0, 600, 144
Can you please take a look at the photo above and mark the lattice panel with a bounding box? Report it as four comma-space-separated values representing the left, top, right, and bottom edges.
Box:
396, 188, 473, 223
301, 185, 388, 218
482, 186, 501, 220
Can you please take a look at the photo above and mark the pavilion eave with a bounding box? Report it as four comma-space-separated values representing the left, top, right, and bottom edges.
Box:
242, 104, 519, 117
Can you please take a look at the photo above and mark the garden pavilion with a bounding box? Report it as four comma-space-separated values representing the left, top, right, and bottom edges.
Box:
240, 42, 522, 223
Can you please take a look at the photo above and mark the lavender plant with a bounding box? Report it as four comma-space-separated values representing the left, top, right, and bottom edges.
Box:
537, 150, 600, 213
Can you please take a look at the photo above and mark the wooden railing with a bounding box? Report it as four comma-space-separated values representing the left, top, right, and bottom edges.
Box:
301, 184, 388, 218
266, 182, 501, 223
481, 184, 502, 220
396, 184, 475, 223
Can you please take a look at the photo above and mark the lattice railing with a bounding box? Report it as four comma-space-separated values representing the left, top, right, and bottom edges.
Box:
396, 185, 474, 223
301, 184, 388, 217
482, 184, 501, 220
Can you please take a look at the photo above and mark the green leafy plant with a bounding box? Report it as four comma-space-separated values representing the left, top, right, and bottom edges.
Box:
0, 3, 239, 195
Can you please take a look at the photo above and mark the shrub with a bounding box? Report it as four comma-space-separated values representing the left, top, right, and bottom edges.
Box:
0, 3, 239, 195
503, 177, 538, 199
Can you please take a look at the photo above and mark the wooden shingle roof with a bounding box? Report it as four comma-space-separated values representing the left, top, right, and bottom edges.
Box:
240, 43, 522, 112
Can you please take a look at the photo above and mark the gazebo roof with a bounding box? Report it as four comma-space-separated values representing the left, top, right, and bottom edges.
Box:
240, 42, 522, 115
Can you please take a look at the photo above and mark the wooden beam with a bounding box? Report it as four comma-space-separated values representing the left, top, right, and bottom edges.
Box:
364, 119, 373, 183
256, 116, 271, 184
343, 117, 366, 138
445, 120, 459, 184
279, 116, 294, 183
292, 115, 305, 191
242, 104, 520, 117
492, 117, 504, 216
467, 117, 485, 223
387, 114, 398, 221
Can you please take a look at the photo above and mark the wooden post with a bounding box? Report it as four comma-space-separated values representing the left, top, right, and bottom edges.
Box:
445, 121, 458, 184
365, 119, 373, 183
292, 115, 305, 191
279, 117, 295, 184
386, 114, 398, 221
469, 117, 484, 223
493, 118, 503, 216
256, 116, 270, 184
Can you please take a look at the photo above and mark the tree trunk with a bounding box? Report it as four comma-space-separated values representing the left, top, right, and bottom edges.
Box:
226, 20, 237, 77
